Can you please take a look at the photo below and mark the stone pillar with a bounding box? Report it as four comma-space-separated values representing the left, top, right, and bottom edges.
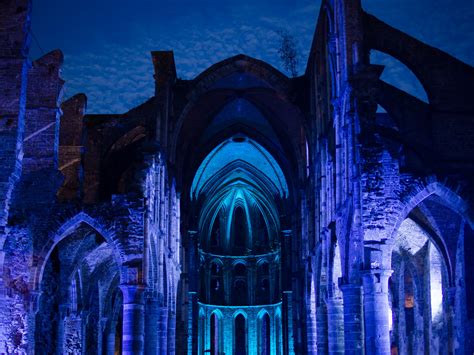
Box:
145, 297, 160, 354
187, 292, 198, 355
167, 308, 176, 355
446, 286, 456, 355
362, 269, 393, 355
106, 320, 117, 355
158, 305, 169, 354
25, 290, 41, 355
283, 291, 295, 355
316, 304, 328, 354
306, 307, 317, 354
327, 297, 345, 354
341, 283, 364, 355
56, 304, 69, 355
120, 284, 146, 355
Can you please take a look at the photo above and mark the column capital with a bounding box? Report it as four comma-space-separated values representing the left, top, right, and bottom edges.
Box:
120, 284, 146, 304
340, 282, 362, 293
361, 269, 393, 294
363, 239, 393, 270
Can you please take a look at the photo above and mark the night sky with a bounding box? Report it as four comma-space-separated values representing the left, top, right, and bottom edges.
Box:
30, 0, 474, 113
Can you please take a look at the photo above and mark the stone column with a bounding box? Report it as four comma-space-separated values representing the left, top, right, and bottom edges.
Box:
26, 290, 41, 355
56, 303, 69, 355
167, 307, 176, 355
187, 292, 198, 355
98, 317, 108, 355
327, 297, 345, 354
283, 291, 295, 355
362, 269, 393, 355
341, 283, 364, 355
106, 320, 117, 355
158, 305, 169, 354
316, 304, 328, 354
120, 284, 146, 355
145, 297, 160, 354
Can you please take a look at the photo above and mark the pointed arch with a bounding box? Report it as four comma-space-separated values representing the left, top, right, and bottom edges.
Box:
32, 211, 124, 292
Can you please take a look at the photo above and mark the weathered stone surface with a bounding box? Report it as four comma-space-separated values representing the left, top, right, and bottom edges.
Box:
0, 0, 473, 354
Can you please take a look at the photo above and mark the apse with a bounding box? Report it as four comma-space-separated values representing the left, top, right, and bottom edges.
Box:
191, 135, 287, 354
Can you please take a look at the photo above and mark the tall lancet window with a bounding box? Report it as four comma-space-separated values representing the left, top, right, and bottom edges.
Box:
210, 312, 220, 355
260, 312, 271, 355
233, 206, 247, 250
235, 314, 247, 355
210, 214, 221, 249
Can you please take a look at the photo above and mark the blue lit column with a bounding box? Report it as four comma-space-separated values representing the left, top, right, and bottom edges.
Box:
56, 304, 69, 355
362, 270, 392, 355
283, 291, 295, 355
327, 297, 345, 354
362, 241, 393, 355
316, 304, 328, 353
187, 231, 199, 354
167, 307, 176, 354
145, 296, 160, 354
340, 283, 364, 355
158, 305, 169, 353
187, 292, 198, 355
120, 284, 146, 355
106, 320, 117, 355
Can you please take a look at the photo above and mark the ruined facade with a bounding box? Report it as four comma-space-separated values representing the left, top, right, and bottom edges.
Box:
1, 0, 474, 354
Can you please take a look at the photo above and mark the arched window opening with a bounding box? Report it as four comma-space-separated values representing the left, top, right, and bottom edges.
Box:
235, 314, 247, 355
255, 211, 269, 252
260, 313, 271, 355
370, 49, 428, 103
235, 263, 246, 277
210, 312, 220, 355
70, 273, 79, 313
429, 243, 443, 322
404, 269, 415, 342
331, 241, 342, 298
257, 262, 271, 304
210, 263, 224, 305
210, 214, 221, 249
233, 279, 248, 305
260, 279, 270, 302
233, 207, 248, 251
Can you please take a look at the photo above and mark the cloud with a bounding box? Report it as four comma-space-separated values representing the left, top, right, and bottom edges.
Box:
60, 0, 472, 114
60, 1, 319, 113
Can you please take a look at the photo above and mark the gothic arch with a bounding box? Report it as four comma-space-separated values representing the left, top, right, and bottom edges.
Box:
31, 211, 124, 291
388, 181, 473, 242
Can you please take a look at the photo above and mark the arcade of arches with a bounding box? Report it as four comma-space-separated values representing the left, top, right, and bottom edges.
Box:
1, 0, 474, 354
